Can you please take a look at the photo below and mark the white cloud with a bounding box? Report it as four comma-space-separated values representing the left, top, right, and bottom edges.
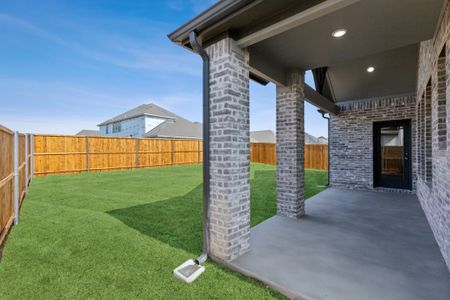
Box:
145, 91, 202, 121
189, 0, 218, 13
166, 0, 218, 13
0, 13, 66, 44
0, 13, 201, 77
0, 114, 98, 135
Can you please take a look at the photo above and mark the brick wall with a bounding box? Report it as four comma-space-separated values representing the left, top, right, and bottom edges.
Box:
276, 72, 305, 218
206, 37, 251, 262
416, 1, 450, 271
329, 95, 417, 190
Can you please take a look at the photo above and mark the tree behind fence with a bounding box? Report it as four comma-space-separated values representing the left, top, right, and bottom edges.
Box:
34, 134, 328, 176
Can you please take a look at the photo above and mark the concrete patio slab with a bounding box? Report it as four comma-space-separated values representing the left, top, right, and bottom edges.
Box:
230, 188, 450, 300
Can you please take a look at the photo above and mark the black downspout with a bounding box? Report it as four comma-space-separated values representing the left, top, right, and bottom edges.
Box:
189, 31, 210, 265
318, 109, 331, 186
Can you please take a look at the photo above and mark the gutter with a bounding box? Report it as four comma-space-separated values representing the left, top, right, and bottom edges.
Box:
168, 0, 254, 46
318, 109, 330, 186
189, 31, 211, 265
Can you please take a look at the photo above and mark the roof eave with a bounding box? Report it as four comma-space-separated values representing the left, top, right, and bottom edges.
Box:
97, 114, 174, 127
167, 0, 254, 46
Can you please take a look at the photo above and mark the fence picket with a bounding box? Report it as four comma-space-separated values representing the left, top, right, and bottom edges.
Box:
32, 134, 328, 175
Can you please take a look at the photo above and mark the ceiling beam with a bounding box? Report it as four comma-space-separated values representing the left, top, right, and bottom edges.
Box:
304, 84, 339, 115
236, 0, 360, 48
249, 51, 288, 86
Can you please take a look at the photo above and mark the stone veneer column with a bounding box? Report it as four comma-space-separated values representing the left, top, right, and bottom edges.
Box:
206, 37, 250, 261
276, 71, 305, 218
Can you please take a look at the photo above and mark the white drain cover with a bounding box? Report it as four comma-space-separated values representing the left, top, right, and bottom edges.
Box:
173, 259, 205, 283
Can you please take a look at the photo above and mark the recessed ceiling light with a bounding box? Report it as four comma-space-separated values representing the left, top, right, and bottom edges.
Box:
367, 66, 375, 73
331, 29, 347, 38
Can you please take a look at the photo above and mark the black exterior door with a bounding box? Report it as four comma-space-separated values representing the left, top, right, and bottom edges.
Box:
374, 120, 412, 190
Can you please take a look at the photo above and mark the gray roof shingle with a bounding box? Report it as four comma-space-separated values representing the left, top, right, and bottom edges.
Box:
97, 103, 179, 126
144, 119, 202, 139
76, 130, 100, 136
250, 130, 276, 143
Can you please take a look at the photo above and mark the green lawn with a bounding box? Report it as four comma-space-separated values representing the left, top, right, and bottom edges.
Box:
0, 164, 327, 299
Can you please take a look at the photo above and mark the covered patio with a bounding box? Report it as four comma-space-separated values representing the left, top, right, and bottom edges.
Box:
169, 0, 450, 298
231, 188, 450, 300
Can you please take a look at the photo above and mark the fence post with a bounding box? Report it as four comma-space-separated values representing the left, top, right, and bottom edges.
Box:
86, 136, 90, 173
30, 134, 34, 179
24, 134, 28, 192
13, 131, 19, 225
135, 138, 140, 169
197, 140, 201, 163
171, 140, 175, 165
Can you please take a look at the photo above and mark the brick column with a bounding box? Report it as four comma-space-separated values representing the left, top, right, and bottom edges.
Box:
206, 37, 250, 261
276, 71, 305, 218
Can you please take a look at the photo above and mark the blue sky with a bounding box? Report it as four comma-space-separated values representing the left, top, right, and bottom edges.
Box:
0, 0, 328, 138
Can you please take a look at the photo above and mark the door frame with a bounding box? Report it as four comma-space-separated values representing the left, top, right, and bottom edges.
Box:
373, 119, 412, 190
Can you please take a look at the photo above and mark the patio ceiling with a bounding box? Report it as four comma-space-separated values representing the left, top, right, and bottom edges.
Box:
169, 0, 445, 108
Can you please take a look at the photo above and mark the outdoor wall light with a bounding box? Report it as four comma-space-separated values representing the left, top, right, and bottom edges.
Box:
367, 66, 375, 73
331, 29, 347, 38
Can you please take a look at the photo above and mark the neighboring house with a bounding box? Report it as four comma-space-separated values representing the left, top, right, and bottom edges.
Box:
169, 1, 450, 299
97, 103, 201, 139
144, 119, 202, 139
317, 136, 328, 144
306, 132, 328, 144
251, 130, 327, 144
250, 130, 276, 143
75, 130, 100, 136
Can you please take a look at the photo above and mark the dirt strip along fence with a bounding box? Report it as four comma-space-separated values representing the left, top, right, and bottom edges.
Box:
0, 124, 32, 248
251, 143, 328, 170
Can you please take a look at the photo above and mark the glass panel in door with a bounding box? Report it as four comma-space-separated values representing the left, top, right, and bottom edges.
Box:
380, 126, 404, 176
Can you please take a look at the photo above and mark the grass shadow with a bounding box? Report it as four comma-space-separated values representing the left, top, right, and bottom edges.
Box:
107, 170, 277, 254
107, 169, 327, 254
107, 184, 204, 254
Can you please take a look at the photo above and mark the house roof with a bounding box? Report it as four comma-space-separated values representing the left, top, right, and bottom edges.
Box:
248, 130, 327, 144
98, 103, 179, 126
75, 130, 100, 136
169, 0, 444, 110
144, 119, 202, 139
250, 130, 276, 143
317, 136, 328, 144
305, 133, 319, 144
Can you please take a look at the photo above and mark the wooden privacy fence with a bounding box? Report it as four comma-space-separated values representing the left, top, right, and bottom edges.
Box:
33, 135, 203, 176
250, 143, 277, 165
304, 144, 328, 170
0, 124, 32, 248
33, 135, 328, 176
382, 146, 403, 174
251, 143, 328, 170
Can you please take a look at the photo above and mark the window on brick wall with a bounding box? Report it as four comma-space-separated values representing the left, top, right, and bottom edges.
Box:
437, 46, 447, 150
425, 80, 433, 183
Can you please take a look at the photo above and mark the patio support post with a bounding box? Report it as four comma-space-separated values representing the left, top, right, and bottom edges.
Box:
276, 71, 306, 218
205, 37, 251, 261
